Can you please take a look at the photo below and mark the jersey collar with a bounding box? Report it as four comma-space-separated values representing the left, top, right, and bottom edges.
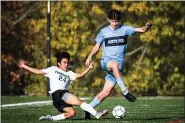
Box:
109, 25, 122, 30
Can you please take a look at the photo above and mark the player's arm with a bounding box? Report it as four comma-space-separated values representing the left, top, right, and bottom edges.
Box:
76, 61, 93, 79
135, 21, 152, 33
19, 62, 44, 75
86, 43, 100, 67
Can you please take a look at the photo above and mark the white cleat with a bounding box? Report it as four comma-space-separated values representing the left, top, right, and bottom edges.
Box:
39, 115, 53, 121
95, 110, 109, 119
102, 110, 109, 116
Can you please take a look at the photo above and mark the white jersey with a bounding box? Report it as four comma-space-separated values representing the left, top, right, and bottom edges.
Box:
41, 66, 77, 94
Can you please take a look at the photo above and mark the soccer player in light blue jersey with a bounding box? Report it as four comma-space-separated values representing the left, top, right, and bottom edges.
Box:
85, 9, 152, 119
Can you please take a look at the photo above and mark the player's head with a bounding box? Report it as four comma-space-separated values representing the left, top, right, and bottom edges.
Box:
108, 9, 121, 21
108, 9, 121, 29
55, 51, 70, 71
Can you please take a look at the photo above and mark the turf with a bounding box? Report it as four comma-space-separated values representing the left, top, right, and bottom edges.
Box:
1, 96, 51, 104
1, 96, 185, 123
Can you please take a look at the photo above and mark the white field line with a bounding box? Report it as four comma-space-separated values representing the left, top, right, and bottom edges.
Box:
1, 97, 91, 108
2, 100, 52, 108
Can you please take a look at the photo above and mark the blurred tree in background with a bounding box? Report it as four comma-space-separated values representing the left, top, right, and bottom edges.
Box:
1, 1, 184, 96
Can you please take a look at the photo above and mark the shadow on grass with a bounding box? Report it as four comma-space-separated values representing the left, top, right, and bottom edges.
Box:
102, 117, 185, 121
56, 115, 185, 122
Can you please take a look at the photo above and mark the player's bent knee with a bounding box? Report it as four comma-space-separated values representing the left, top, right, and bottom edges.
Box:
112, 64, 119, 70
66, 108, 76, 117
74, 100, 83, 106
70, 110, 76, 117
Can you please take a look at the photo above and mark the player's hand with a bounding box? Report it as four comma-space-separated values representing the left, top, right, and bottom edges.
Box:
18, 62, 25, 68
88, 60, 93, 69
86, 57, 92, 67
146, 21, 152, 28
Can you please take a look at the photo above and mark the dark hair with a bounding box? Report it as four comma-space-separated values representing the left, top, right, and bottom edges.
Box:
108, 9, 121, 20
54, 51, 70, 63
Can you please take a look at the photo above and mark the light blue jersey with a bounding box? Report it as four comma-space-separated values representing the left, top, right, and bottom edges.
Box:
96, 25, 136, 67
95, 24, 136, 85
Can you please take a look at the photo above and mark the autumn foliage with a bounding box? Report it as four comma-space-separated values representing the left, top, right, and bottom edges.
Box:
1, 1, 184, 96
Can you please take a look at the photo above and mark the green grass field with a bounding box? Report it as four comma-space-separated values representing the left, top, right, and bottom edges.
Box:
1, 96, 185, 123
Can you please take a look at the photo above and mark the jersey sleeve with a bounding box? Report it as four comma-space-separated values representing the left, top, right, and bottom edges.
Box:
125, 26, 136, 36
95, 30, 104, 45
41, 67, 53, 77
68, 71, 77, 81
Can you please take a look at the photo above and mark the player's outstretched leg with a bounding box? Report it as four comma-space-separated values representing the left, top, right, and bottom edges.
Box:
124, 92, 136, 102
84, 96, 102, 119
84, 96, 101, 119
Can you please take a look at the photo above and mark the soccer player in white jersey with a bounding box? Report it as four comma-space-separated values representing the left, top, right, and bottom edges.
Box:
19, 51, 108, 121
85, 9, 152, 119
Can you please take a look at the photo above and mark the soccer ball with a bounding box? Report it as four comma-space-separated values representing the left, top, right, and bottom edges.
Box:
112, 105, 126, 118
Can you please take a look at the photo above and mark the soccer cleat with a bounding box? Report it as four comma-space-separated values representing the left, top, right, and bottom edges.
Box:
39, 115, 53, 121
125, 92, 137, 102
95, 110, 109, 119
84, 111, 91, 119
102, 110, 109, 116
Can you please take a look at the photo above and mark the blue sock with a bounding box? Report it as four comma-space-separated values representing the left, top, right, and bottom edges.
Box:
116, 77, 128, 95
89, 97, 101, 108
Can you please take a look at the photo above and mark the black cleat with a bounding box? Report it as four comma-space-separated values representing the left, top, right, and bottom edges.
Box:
125, 92, 136, 102
84, 111, 91, 119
